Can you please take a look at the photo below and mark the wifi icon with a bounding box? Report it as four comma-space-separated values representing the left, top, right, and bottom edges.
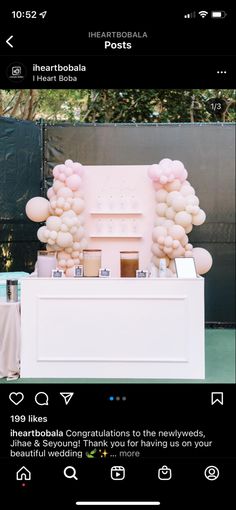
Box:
199, 10, 208, 18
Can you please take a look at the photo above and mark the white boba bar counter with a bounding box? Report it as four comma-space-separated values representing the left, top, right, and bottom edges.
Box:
20, 277, 205, 379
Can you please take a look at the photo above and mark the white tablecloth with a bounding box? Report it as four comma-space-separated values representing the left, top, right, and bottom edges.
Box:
0, 299, 21, 378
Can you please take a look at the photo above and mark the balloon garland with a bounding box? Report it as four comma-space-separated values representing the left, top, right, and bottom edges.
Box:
148, 159, 213, 275
26, 159, 87, 276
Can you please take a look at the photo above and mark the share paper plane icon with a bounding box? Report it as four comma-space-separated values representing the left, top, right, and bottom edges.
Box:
60, 392, 74, 405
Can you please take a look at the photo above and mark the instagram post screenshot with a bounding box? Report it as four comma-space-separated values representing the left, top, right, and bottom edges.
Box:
0, 6, 235, 508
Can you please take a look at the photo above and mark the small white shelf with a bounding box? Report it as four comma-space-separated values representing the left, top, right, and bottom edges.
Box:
90, 211, 142, 215
90, 233, 142, 238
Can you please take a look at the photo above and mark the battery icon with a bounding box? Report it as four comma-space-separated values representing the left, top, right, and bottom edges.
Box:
211, 11, 227, 18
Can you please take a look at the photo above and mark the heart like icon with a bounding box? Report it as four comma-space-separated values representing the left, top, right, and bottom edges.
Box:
9, 392, 24, 405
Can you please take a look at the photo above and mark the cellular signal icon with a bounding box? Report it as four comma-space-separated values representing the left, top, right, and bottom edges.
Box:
198, 10, 208, 18
184, 12, 196, 18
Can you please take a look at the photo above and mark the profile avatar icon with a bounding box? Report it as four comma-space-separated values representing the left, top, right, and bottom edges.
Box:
204, 465, 219, 481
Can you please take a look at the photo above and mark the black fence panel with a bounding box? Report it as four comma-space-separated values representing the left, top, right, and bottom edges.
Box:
0, 117, 42, 272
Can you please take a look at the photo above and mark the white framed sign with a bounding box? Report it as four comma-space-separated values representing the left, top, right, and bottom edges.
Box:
51, 269, 64, 278
99, 268, 111, 278
136, 269, 149, 278
175, 257, 197, 278
74, 265, 84, 277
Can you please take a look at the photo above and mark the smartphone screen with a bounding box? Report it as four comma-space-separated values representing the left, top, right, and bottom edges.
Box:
0, 6, 235, 508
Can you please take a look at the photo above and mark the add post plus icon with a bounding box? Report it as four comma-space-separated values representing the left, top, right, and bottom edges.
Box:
60, 392, 74, 405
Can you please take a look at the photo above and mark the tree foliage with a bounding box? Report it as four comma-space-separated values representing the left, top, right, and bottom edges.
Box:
0, 89, 235, 123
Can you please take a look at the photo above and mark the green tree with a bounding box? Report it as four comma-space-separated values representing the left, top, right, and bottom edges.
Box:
0, 89, 235, 123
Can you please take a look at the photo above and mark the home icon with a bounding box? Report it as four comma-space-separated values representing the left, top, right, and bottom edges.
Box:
16, 466, 31, 481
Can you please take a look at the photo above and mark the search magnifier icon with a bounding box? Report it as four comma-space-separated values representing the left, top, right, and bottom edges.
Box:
64, 466, 78, 480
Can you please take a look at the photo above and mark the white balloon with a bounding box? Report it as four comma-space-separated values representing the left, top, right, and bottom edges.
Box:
56, 231, 73, 248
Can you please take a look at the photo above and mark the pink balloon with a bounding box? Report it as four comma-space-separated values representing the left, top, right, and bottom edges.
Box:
66, 174, 81, 191
156, 189, 168, 202
192, 247, 213, 275
192, 209, 206, 226
25, 197, 49, 222
56, 231, 73, 248
165, 179, 181, 192
59, 173, 66, 182
47, 187, 55, 199
159, 158, 172, 166
72, 162, 83, 175
152, 244, 166, 257
72, 198, 84, 214
168, 225, 185, 240
57, 187, 73, 199
53, 180, 64, 193
153, 182, 163, 190
160, 175, 168, 184
53, 167, 60, 178
175, 211, 192, 227
65, 267, 75, 277
65, 159, 74, 166
152, 226, 167, 242
64, 167, 73, 177
148, 164, 159, 180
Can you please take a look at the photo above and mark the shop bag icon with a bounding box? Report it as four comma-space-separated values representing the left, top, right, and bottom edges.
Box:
158, 465, 172, 480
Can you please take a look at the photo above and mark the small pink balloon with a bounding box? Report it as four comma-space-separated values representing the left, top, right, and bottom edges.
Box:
148, 164, 159, 180
59, 173, 66, 182
156, 189, 168, 202
57, 231, 73, 248
55, 207, 63, 216
66, 174, 81, 191
47, 187, 55, 199
65, 267, 75, 277
57, 187, 73, 199
71, 250, 80, 258
159, 158, 172, 166
163, 246, 173, 254
173, 239, 180, 248
164, 236, 173, 247
151, 244, 165, 258
171, 245, 185, 258
153, 182, 163, 190
180, 234, 189, 246
64, 167, 73, 177
59, 259, 66, 268
66, 258, 74, 268
192, 209, 206, 226
152, 226, 167, 242
160, 175, 168, 184
175, 211, 192, 227
156, 203, 167, 216
157, 236, 165, 245
72, 162, 83, 175
53, 167, 60, 178
53, 180, 64, 193
165, 179, 181, 192
168, 225, 186, 240
65, 159, 74, 166
72, 198, 84, 214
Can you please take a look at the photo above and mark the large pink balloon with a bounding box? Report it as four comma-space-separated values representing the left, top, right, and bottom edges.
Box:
25, 197, 49, 222
192, 247, 213, 275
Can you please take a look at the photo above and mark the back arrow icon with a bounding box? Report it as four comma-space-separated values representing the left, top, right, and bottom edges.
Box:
6, 35, 14, 48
